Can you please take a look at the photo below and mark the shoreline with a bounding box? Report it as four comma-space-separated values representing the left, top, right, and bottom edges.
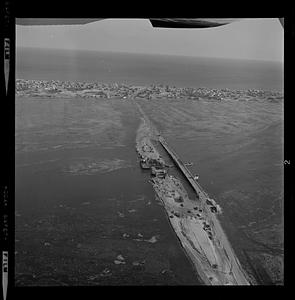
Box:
16, 79, 283, 102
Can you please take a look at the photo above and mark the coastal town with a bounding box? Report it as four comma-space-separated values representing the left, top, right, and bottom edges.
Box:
16, 79, 283, 102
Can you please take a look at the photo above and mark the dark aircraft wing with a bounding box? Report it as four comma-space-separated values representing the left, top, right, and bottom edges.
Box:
149, 18, 241, 28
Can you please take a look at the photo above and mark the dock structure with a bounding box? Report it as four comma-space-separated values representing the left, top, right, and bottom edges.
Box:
134, 101, 251, 285
159, 137, 209, 199
159, 133, 250, 284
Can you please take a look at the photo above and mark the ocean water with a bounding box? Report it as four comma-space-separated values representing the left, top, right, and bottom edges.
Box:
16, 47, 283, 91
15, 47, 284, 285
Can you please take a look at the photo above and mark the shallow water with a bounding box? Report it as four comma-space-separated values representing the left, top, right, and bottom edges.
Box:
139, 98, 283, 283
16, 48, 283, 91
15, 93, 283, 285
15, 97, 202, 285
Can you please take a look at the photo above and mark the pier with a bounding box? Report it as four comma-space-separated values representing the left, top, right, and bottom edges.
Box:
134, 101, 251, 285
159, 137, 209, 199
158, 130, 251, 285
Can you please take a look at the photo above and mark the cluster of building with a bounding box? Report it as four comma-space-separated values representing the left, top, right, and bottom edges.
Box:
16, 79, 283, 102
151, 167, 167, 179
140, 154, 165, 168
136, 135, 166, 171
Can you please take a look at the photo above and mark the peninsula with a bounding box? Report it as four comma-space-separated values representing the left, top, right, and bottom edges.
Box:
135, 101, 252, 285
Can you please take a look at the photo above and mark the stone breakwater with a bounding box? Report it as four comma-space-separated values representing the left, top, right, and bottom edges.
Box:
16, 79, 283, 102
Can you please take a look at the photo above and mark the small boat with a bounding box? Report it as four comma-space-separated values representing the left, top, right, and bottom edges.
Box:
193, 174, 199, 181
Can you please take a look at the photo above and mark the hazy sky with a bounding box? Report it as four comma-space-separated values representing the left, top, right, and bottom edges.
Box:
16, 18, 284, 62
